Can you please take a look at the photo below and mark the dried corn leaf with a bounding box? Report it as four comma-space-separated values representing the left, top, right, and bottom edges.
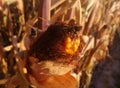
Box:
38, 0, 51, 30
0, 79, 7, 85
1, 59, 7, 74
51, 0, 77, 21
83, 0, 100, 35
51, 0, 66, 10
80, 36, 95, 58
30, 61, 75, 75
75, 0, 82, 25
30, 72, 78, 88
7, 72, 29, 88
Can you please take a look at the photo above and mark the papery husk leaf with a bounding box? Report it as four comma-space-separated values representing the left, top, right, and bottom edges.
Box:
1, 58, 8, 74
86, 0, 97, 11
75, 0, 82, 25
20, 15, 38, 51
7, 72, 29, 88
51, 0, 66, 10
28, 56, 78, 88
83, 40, 103, 70
11, 36, 29, 88
82, 35, 89, 44
30, 72, 78, 88
30, 61, 75, 75
80, 36, 95, 58
29, 74, 44, 88
51, 0, 77, 22
14, 57, 29, 88
96, 24, 108, 39
0, 79, 7, 85
16, 0, 24, 13
83, 0, 100, 35
64, 7, 75, 21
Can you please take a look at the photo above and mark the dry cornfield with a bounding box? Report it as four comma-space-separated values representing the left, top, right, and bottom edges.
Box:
0, 0, 120, 88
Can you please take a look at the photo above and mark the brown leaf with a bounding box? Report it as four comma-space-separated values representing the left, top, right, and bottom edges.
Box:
30, 60, 75, 75
30, 72, 78, 88
83, 0, 100, 35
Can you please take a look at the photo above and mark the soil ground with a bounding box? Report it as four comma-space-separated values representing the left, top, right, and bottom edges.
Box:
89, 31, 120, 88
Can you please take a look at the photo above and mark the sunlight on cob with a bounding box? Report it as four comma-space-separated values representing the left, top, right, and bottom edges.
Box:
65, 37, 80, 55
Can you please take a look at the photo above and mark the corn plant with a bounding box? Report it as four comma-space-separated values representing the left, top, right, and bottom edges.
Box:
0, 0, 120, 88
